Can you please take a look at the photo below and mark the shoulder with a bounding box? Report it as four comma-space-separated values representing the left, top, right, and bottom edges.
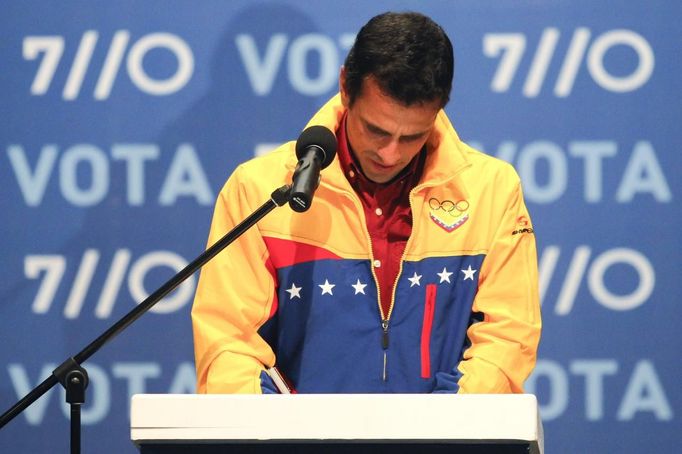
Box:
226, 142, 296, 187
235, 141, 296, 177
431, 111, 519, 187
217, 141, 296, 205
459, 141, 521, 189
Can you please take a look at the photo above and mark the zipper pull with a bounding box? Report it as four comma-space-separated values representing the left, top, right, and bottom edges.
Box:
381, 320, 389, 381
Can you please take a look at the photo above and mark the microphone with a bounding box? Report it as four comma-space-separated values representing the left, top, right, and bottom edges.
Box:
289, 125, 337, 212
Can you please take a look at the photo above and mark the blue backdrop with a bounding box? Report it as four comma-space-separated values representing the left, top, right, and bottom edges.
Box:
1, 1, 679, 452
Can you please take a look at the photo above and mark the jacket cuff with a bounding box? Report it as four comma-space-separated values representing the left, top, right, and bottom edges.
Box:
431, 369, 463, 393
260, 370, 279, 394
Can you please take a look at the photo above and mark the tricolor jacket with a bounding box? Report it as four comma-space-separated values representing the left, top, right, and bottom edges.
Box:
192, 95, 541, 394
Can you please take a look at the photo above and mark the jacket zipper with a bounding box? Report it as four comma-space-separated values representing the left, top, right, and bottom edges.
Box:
381, 186, 421, 381
326, 181, 441, 382
381, 319, 389, 381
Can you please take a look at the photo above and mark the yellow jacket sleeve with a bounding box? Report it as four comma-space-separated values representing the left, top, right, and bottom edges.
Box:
191, 165, 277, 393
457, 177, 542, 393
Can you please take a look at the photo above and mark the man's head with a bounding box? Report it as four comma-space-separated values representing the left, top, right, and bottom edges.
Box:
342, 12, 454, 109
340, 12, 454, 183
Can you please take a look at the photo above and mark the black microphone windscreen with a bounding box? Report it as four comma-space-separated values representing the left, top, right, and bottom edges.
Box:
295, 126, 337, 168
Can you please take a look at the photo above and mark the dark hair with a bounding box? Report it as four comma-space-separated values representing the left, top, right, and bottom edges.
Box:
343, 12, 454, 108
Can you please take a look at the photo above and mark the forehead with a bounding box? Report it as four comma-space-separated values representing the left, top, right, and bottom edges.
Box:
353, 78, 441, 134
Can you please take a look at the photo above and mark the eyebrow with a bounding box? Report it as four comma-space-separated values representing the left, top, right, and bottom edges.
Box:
363, 119, 430, 141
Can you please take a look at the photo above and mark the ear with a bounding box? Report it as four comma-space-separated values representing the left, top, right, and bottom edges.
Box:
339, 66, 349, 107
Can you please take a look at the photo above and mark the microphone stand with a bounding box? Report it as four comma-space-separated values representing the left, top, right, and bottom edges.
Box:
0, 184, 292, 454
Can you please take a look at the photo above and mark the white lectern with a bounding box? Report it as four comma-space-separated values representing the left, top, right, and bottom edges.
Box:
131, 394, 543, 454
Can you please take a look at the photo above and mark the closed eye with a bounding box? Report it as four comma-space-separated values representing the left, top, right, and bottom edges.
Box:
366, 123, 391, 138
399, 132, 428, 143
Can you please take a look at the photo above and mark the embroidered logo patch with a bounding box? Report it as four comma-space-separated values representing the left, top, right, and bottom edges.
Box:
512, 215, 534, 236
429, 197, 469, 232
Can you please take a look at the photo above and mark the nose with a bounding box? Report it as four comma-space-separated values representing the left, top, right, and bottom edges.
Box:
376, 140, 401, 165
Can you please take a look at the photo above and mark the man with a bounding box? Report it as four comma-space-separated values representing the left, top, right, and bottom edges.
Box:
192, 12, 541, 394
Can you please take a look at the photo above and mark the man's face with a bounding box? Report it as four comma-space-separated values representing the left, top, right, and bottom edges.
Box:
340, 72, 441, 184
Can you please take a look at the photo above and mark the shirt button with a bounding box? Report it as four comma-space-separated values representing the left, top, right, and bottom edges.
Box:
375, 208, 383, 216
373, 260, 381, 268
349, 170, 355, 178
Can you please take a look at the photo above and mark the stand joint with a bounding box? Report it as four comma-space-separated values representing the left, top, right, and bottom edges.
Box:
54, 357, 89, 405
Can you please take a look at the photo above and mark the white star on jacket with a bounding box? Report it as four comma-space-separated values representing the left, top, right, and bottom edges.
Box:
319, 279, 335, 295
285, 283, 302, 299
352, 279, 367, 295
461, 265, 477, 281
408, 272, 422, 287
437, 267, 453, 283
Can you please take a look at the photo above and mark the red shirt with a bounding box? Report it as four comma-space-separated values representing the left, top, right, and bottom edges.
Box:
336, 113, 425, 319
